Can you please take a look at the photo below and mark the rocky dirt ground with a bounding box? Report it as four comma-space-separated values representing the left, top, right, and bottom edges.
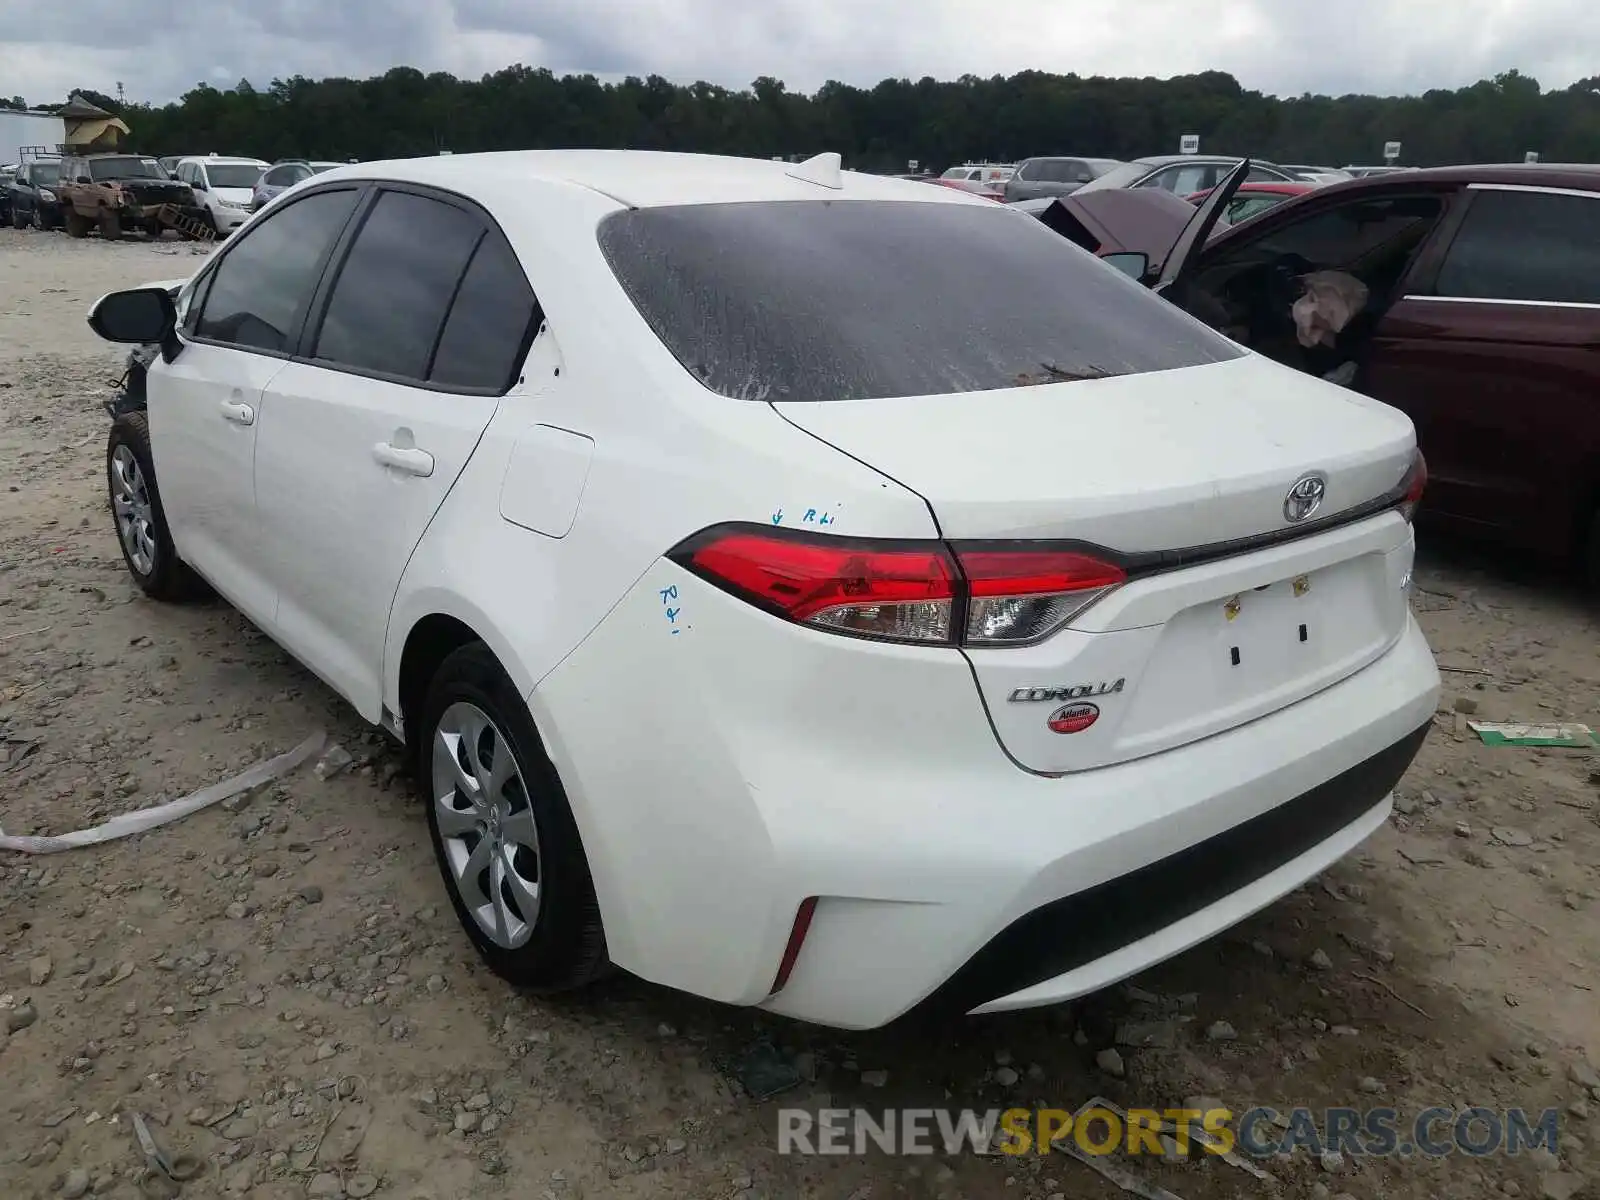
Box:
1, 225, 1598, 1200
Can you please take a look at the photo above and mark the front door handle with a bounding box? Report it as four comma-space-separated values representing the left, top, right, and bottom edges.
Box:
219, 399, 255, 425
372, 442, 435, 478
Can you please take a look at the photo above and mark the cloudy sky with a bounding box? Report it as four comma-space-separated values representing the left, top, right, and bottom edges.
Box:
3, 0, 1595, 107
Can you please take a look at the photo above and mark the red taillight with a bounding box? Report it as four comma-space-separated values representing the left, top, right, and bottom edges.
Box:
1399, 450, 1427, 522
771, 896, 818, 994
673, 527, 1124, 647
684, 531, 958, 642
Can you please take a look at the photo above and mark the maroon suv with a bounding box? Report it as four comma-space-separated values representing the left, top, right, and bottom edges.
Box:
1024, 163, 1600, 582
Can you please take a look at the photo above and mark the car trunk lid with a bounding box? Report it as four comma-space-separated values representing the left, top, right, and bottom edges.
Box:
773, 352, 1421, 772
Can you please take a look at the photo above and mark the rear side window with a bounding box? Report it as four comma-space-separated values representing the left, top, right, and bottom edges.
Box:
194, 188, 359, 354
598, 200, 1242, 403
312, 190, 483, 381
1434, 189, 1600, 304
428, 234, 540, 391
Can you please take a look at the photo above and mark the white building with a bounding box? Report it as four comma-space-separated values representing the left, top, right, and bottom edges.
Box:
0, 109, 68, 167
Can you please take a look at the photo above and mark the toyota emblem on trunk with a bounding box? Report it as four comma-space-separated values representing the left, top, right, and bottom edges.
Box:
1283, 472, 1327, 523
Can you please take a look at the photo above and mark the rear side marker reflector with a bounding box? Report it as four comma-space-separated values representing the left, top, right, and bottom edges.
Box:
1399, 450, 1427, 523
670, 527, 1123, 647
771, 896, 818, 994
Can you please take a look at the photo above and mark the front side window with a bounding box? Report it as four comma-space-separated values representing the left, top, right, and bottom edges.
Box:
312, 190, 484, 380
1434, 189, 1600, 305
193, 188, 360, 354
599, 199, 1243, 403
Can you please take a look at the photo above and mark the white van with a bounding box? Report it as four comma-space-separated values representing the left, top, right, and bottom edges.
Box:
173, 155, 269, 234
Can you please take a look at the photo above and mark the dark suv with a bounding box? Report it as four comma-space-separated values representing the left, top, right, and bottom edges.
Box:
8, 159, 64, 230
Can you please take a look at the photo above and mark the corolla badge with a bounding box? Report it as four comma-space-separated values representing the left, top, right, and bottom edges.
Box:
1283, 472, 1328, 524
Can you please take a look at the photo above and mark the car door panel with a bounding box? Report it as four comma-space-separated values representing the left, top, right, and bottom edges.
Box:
253, 365, 500, 711
1366, 297, 1600, 551
250, 186, 530, 717
1362, 185, 1600, 551
148, 343, 285, 615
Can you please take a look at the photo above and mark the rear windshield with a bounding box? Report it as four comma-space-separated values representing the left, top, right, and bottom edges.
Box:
597, 199, 1241, 402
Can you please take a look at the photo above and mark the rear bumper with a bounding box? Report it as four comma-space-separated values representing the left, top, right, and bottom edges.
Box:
532, 561, 1439, 1030
949, 720, 1425, 1016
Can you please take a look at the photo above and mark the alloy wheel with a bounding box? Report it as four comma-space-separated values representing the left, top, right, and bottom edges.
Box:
110, 444, 157, 575
431, 701, 542, 949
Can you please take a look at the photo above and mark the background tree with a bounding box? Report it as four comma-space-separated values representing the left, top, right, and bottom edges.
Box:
23, 65, 1596, 170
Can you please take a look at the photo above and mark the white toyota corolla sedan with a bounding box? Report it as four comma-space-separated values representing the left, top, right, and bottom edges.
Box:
85, 149, 1439, 1030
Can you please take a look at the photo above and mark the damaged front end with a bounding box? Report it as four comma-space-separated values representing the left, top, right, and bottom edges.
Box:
104, 343, 158, 418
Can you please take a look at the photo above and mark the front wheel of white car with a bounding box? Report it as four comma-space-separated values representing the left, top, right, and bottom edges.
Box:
421, 643, 609, 991
106, 414, 206, 601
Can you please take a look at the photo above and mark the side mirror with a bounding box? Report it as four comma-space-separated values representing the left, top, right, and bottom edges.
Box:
87, 287, 177, 345
1101, 252, 1150, 282
76, 175, 91, 184
192, 179, 208, 191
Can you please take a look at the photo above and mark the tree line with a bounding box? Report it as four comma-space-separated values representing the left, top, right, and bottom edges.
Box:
10, 65, 1600, 171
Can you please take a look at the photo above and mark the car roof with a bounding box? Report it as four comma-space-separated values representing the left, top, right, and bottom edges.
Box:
1317, 162, 1600, 194
179, 156, 268, 166
1021, 155, 1123, 165
1134, 154, 1278, 168
313, 150, 996, 209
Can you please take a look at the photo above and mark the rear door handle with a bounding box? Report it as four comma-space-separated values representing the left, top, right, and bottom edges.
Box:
372, 442, 435, 478
219, 399, 255, 425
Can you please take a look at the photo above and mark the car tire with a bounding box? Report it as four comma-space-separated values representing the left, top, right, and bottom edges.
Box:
106, 413, 206, 601
99, 210, 122, 240
65, 210, 90, 238
420, 642, 609, 992
33, 206, 51, 232
10, 207, 23, 230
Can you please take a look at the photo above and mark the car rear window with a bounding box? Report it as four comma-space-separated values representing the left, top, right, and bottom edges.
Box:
597, 200, 1242, 402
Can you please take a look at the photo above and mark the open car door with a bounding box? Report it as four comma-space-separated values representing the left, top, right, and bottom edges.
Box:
1152, 158, 1252, 298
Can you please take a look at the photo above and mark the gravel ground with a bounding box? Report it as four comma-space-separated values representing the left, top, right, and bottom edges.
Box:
2, 225, 1599, 1200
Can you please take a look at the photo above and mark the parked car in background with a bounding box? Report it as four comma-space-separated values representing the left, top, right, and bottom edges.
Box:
8, 157, 63, 229
82, 149, 1436, 1030
56, 153, 200, 239
0, 165, 14, 224
1055, 160, 1600, 582
1343, 166, 1415, 178
1282, 165, 1355, 185
936, 162, 1014, 200
252, 159, 343, 211
1003, 156, 1125, 202
173, 156, 269, 234
1010, 187, 1202, 278
1185, 180, 1318, 227
1076, 155, 1301, 196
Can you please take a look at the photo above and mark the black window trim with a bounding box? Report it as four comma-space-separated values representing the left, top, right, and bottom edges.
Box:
181, 182, 370, 360
1402, 182, 1600, 309
293, 180, 542, 398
